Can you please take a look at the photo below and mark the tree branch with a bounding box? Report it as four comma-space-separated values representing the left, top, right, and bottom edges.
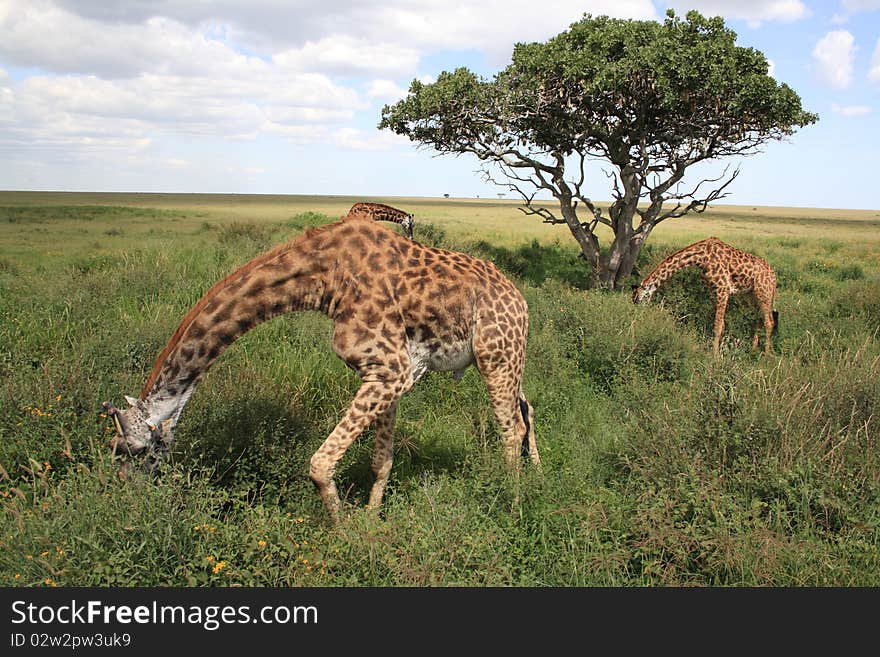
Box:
655, 166, 741, 222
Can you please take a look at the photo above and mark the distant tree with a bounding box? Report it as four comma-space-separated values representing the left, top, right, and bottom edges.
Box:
380, 10, 817, 288
444, 193, 450, 198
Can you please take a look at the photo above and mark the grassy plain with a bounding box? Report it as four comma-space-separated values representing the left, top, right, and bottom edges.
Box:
1, 191, 878, 586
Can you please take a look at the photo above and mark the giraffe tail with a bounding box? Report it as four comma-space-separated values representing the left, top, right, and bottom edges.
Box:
772, 309, 779, 336
518, 397, 533, 459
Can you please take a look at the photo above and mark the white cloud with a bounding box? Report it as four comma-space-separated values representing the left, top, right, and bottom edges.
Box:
0, 0, 662, 170
223, 165, 265, 177
1, 0, 830, 195
366, 79, 408, 103
0, 2, 242, 79
274, 37, 420, 78
0, 0, 371, 164
0, 67, 11, 121
333, 128, 409, 152
812, 30, 856, 89
842, 0, 880, 9
390, 0, 656, 64
33, 1, 658, 64
831, 102, 872, 117
0, 68, 363, 171
833, 0, 880, 22
667, 1, 808, 27
870, 38, 880, 83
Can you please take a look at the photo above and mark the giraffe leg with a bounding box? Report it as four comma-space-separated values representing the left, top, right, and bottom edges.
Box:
751, 297, 762, 350
751, 286, 776, 355
309, 379, 408, 520
762, 304, 775, 355
713, 292, 729, 354
479, 367, 539, 514
481, 366, 529, 468
761, 285, 778, 355
473, 310, 537, 470
367, 401, 397, 510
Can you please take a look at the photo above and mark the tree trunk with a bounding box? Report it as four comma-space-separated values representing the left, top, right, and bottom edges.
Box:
556, 193, 602, 288
591, 165, 645, 289
550, 185, 652, 290
596, 206, 651, 290
598, 238, 642, 289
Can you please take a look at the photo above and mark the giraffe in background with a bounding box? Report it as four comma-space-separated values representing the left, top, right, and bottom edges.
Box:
103, 214, 538, 519
346, 202, 414, 239
632, 237, 778, 354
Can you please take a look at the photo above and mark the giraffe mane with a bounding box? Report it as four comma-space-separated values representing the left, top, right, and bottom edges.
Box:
139, 220, 346, 398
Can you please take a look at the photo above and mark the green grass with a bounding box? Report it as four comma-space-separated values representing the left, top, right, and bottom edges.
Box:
1, 193, 879, 586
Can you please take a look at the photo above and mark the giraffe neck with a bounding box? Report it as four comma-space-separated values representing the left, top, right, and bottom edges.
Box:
138, 237, 332, 429
642, 239, 715, 290
348, 203, 411, 228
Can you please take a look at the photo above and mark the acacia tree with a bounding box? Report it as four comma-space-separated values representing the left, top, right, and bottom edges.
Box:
379, 10, 817, 289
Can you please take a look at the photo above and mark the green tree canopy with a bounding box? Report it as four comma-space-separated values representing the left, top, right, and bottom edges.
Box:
380, 10, 817, 288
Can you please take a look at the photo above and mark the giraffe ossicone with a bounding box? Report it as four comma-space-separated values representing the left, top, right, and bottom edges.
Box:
632, 236, 779, 354
104, 214, 538, 519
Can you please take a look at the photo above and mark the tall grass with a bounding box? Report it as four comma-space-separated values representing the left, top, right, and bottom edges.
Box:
1, 200, 878, 586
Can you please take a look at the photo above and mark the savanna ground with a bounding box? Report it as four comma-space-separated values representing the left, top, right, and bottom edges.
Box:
1, 191, 878, 586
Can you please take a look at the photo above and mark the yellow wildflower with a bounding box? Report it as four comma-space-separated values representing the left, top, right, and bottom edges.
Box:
257, 540, 267, 549
212, 561, 226, 574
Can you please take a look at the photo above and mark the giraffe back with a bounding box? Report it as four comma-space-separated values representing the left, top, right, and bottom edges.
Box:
710, 239, 777, 295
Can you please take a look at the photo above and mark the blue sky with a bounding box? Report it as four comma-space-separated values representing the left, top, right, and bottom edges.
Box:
0, 0, 878, 209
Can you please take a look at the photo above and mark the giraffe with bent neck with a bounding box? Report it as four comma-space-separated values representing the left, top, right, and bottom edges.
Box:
347, 202, 414, 239
104, 214, 538, 519
632, 236, 778, 354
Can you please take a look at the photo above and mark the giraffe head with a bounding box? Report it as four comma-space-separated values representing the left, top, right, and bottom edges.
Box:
631, 282, 656, 304
102, 396, 172, 476
401, 213, 414, 238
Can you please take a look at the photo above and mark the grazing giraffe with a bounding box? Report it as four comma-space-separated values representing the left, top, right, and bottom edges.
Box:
631, 236, 778, 354
346, 202, 414, 239
103, 215, 538, 520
